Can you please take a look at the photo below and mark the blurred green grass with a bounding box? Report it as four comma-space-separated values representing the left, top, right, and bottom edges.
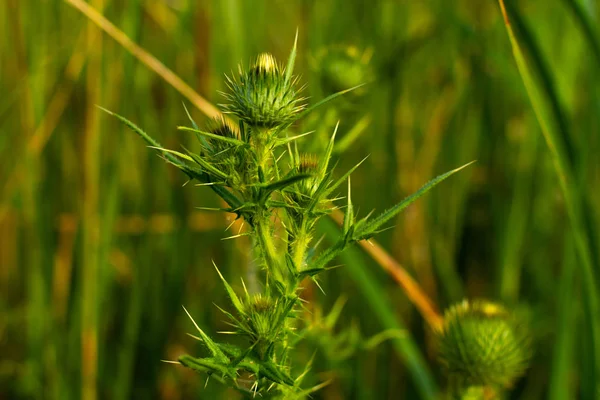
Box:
1, 0, 599, 399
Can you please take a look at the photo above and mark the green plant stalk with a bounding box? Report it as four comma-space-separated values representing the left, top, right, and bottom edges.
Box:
292, 222, 310, 272
549, 238, 577, 400
255, 215, 282, 280
498, 1, 599, 396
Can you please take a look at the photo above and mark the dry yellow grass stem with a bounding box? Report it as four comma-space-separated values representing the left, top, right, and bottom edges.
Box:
64, 0, 222, 120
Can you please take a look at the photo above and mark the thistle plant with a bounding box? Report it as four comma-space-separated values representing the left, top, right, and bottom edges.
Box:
102, 36, 471, 398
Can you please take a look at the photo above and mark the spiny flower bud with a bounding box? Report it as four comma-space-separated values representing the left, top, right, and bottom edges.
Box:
209, 116, 241, 141
436, 300, 532, 390
223, 53, 305, 128
296, 154, 319, 198
298, 154, 318, 175
202, 117, 244, 184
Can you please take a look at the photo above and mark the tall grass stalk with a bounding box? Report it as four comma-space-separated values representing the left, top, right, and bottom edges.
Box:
498, 1, 599, 397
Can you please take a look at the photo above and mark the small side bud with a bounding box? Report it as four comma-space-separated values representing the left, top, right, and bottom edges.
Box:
208, 116, 241, 141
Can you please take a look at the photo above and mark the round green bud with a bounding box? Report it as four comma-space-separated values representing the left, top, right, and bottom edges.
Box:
223, 53, 305, 128
314, 46, 371, 97
436, 300, 532, 389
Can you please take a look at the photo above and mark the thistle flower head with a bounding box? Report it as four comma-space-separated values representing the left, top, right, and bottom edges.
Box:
436, 300, 532, 390
223, 53, 305, 128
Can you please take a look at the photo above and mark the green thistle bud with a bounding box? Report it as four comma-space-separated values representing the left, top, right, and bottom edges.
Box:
203, 117, 244, 184
286, 154, 319, 208
208, 116, 241, 142
297, 154, 319, 175
244, 294, 276, 340
314, 45, 371, 97
223, 53, 305, 128
436, 300, 532, 392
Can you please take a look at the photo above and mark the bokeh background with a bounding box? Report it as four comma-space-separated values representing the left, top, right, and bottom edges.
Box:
1, 0, 599, 399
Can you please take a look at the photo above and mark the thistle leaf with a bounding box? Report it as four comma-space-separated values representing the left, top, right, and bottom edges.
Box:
284, 29, 299, 86
275, 131, 313, 147
184, 149, 229, 180
260, 173, 312, 201
178, 126, 245, 147
182, 102, 199, 130
317, 122, 338, 182
354, 161, 474, 240
147, 146, 194, 162
213, 262, 245, 315
182, 306, 228, 362
178, 355, 235, 380
321, 156, 368, 200
343, 176, 354, 235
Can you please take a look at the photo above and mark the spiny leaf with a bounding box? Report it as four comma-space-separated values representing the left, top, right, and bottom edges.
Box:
354, 161, 474, 240
98, 106, 160, 148
184, 149, 229, 180
147, 146, 194, 162
272, 296, 298, 332
305, 240, 346, 277
259, 360, 295, 386
213, 262, 245, 315
260, 174, 312, 201
343, 176, 354, 235
284, 29, 299, 86
178, 126, 245, 147
212, 185, 244, 211
275, 131, 313, 147
320, 156, 369, 200
316, 122, 339, 182
182, 306, 228, 362
334, 114, 371, 153
178, 355, 235, 380
182, 102, 207, 146
182, 102, 199, 130
296, 267, 326, 279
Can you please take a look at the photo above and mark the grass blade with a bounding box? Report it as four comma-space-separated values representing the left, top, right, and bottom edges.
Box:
497, 2, 600, 397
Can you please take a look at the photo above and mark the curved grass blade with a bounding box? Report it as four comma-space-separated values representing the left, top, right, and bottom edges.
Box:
497, 2, 600, 398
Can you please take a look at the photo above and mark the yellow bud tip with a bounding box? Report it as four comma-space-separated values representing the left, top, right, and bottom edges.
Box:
255, 53, 278, 74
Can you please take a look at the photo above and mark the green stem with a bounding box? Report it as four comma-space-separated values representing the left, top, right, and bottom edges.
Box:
291, 220, 310, 272
256, 216, 280, 273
